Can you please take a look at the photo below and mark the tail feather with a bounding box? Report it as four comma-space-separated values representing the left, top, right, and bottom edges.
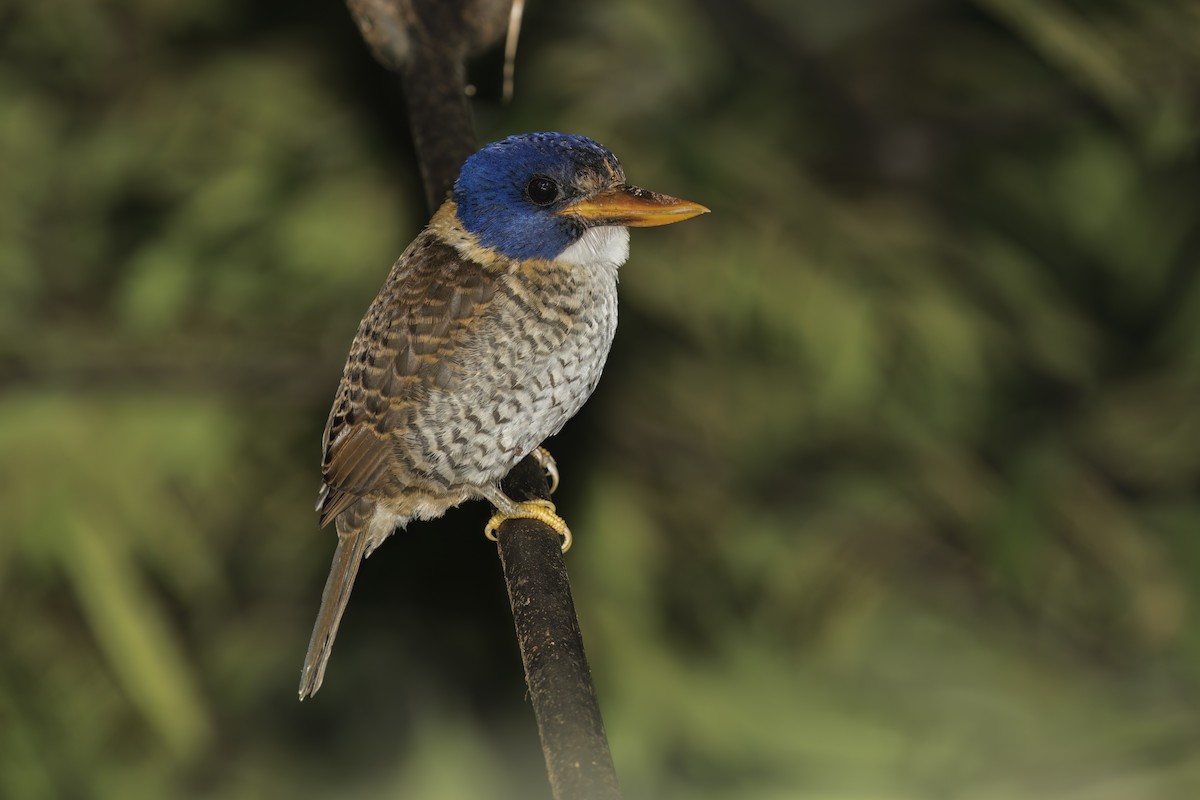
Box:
299, 525, 371, 700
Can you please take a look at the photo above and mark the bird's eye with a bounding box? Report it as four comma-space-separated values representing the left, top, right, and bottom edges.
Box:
526, 177, 560, 206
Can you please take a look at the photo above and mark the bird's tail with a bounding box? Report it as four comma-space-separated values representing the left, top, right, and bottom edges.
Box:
298, 518, 371, 700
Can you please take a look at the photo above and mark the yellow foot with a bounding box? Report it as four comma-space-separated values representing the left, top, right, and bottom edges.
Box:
532, 447, 560, 494
484, 498, 572, 552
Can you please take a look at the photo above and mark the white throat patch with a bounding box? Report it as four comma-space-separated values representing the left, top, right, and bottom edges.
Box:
556, 226, 630, 270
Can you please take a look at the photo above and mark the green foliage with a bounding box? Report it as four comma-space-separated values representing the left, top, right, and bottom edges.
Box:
3, 0, 1200, 797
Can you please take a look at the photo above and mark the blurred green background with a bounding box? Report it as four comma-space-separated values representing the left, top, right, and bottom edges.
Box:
4, 0, 1200, 797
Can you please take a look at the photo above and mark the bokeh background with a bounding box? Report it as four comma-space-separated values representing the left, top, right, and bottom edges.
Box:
5, 0, 1200, 797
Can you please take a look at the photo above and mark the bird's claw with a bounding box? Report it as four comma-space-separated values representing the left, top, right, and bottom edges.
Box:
484, 498, 572, 552
532, 447, 559, 494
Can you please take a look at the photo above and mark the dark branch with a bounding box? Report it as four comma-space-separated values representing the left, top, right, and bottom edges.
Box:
342, 3, 623, 797
345, 0, 509, 209
497, 457, 622, 800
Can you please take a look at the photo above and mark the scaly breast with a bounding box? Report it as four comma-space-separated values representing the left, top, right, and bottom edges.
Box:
408, 258, 619, 490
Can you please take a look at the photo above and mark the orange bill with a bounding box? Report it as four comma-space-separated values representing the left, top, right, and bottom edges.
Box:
562, 184, 710, 227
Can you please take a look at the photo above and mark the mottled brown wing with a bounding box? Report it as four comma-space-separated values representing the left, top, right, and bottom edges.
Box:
316, 233, 499, 527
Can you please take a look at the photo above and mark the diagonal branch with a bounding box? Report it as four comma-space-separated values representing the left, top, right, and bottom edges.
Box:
341, 3, 623, 798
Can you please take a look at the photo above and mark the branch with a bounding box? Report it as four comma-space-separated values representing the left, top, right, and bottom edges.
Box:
342, 3, 623, 797
345, 0, 509, 207
497, 457, 622, 800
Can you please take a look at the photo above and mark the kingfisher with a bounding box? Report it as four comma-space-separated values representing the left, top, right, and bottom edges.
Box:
299, 132, 708, 699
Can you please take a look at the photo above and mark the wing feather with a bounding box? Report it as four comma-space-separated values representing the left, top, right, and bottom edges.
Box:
316, 228, 500, 525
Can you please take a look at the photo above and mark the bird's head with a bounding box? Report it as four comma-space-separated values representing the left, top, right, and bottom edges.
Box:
453, 132, 708, 267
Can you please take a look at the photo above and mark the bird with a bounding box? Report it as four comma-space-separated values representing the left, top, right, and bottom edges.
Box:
299, 132, 708, 699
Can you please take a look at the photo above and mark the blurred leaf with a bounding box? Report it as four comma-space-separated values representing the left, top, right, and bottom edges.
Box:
979, 0, 1142, 116
64, 515, 212, 756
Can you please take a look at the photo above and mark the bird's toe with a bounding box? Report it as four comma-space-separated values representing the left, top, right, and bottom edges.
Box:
484, 498, 572, 552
